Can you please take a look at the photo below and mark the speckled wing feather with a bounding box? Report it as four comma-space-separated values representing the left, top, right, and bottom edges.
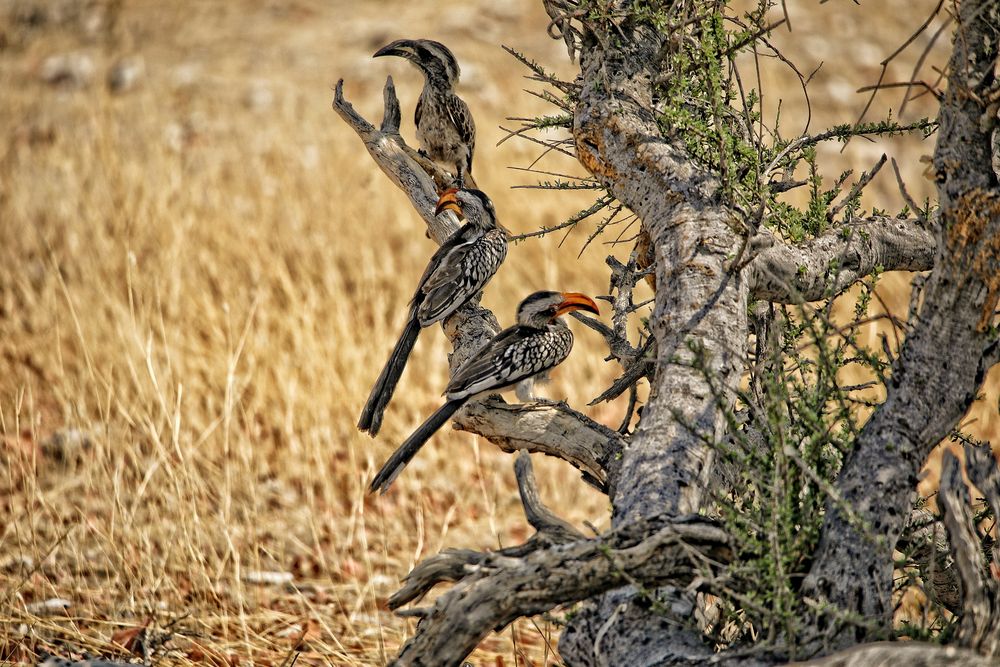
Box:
359, 223, 489, 436
416, 226, 506, 324
445, 326, 573, 399
409, 224, 477, 317
445, 94, 476, 172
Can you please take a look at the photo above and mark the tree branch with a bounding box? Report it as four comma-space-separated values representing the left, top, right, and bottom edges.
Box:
940, 447, 1000, 657
452, 398, 624, 491
513, 449, 588, 541
333, 78, 456, 241
391, 514, 732, 666
336, 77, 622, 482
749, 216, 936, 303
388, 452, 585, 612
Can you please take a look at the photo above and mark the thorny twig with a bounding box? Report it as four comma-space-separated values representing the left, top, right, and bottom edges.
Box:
568, 253, 656, 410
828, 153, 888, 222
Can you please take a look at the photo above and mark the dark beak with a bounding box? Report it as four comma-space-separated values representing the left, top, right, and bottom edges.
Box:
435, 188, 462, 217
555, 292, 600, 317
373, 40, 413, 59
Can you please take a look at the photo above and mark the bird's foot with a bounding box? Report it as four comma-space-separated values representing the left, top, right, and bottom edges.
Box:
524, 397, 569, 410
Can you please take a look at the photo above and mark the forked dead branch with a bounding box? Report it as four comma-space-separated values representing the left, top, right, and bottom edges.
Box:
333, 78, 624, 488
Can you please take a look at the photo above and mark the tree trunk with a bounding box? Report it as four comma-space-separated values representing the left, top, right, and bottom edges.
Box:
557, 17, 752, 665
801, 0, 1000, 650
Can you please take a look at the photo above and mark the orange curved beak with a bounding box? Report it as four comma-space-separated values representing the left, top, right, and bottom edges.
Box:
435, 188, 462, 217
556, 292, 600, 317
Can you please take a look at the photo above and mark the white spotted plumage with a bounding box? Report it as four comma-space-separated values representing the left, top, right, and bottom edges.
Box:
368, 290, 599, 494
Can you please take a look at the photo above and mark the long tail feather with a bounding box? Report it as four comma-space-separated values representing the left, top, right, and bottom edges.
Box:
358, 316, 421, 436
369, 399, 465, 494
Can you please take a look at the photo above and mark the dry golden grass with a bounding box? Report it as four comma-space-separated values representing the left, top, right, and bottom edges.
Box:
0, 1, 995, 664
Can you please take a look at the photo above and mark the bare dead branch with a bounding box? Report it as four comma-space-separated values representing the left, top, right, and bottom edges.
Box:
891, 157, 928, 223
938, 449, 1000, 657
542, 0, 586, 62
898, 9, 954, 117
390, 516, 732, 666
389, 453, 584, 613
514, 450, 587, 542
855, 80, 943, 102
452, 398, 623, 490
589, 337, 655, 405
333, 78, 456, 237
388, 548, 490, 609
852, 0, 946, 130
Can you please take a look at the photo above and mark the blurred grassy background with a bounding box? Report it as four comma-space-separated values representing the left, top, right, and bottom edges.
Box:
0, 0, 994, 664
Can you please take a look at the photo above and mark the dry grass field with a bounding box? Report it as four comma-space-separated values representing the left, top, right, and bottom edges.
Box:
0, 0, 996, 665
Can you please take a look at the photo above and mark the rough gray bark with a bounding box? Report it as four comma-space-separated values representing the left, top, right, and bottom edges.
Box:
801, 0, 1000, 649
570, 13, 744, 533
748, 216, 936, 303
553, 15, 751, 663
391, 510, 733, 666
939, 448, 1000, 657
333, 78, 619, 484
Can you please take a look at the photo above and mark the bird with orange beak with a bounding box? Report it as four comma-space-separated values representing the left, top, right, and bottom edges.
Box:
369, 290, 600, 494
358, 188, 508, 437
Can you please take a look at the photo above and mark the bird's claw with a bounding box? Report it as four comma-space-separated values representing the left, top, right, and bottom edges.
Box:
525, 397, 568, 410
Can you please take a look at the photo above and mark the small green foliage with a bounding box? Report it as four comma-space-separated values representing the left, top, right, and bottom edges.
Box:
649, 2, 936, 239
509, 1, 937, 248
687, 271, 897, 653
526, 114, 573, 130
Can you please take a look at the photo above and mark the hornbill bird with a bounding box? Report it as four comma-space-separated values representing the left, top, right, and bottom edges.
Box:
357, 188, 508, 437
373, 38, 476, 187
369, 290, 600, 494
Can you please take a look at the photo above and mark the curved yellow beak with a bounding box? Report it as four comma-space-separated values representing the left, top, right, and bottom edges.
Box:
556, 292, 600, 317
435, 188, 462, 217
